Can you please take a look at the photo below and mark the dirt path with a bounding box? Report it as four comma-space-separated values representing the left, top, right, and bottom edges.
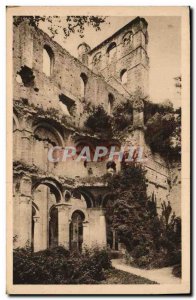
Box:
112, 259, 181, 284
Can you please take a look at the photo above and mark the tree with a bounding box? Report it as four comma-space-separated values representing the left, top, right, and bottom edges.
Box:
105, 164, 181, 269
13, 16, 107, 40
84, 105, 112, 136
105, 164, 155, 253
144, 111, 181, 161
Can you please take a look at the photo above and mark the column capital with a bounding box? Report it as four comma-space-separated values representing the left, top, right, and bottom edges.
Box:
21, 129, 33, 139
19, 195, 32, 204
56, 202, 72, 212
20, 176, 32, 196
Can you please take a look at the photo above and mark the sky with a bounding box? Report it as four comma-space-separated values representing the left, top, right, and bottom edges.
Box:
40, 16, 181, 107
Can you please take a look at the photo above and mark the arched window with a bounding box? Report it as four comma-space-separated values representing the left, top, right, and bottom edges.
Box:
80, 73, 88, 98
107, 42, 117, 63
43, 45, 54, 77
70, 210, 85, 251
92, 52, 102, 65
123, 31, 133, 45
120, 69, 128, 84
108, 93, 115, 115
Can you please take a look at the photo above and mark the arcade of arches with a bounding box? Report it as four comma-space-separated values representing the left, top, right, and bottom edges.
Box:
13, 176, 121, 252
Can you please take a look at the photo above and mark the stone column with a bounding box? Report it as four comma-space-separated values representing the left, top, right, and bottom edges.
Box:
19, 196, 32, 248
99, 213, 107, 248
18, 176, 32, 248
57, 203, 71, 249
33, 216, 42, 252
21, 130, 32, 164
83, 221, 90, 249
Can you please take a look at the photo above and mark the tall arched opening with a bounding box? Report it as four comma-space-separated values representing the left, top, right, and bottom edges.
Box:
69, 210, 85, 252
32, 180, 62, 251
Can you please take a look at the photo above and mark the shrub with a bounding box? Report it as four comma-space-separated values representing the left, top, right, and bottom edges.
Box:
172, 264, 181, 278
84, 105, 112, 135
144, 109, 181, 161
105, 164, 181, 270
13, 246, 111, 284
112, 100, 133, 131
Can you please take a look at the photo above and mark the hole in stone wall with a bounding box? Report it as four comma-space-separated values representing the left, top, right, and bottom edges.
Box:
17, 65, 35, 87
59, 93, 76, 116
107, 42, 117, 63
16, 74, 23, 84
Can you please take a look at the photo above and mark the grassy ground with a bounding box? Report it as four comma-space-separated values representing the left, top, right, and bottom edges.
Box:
102, 268, 158, 284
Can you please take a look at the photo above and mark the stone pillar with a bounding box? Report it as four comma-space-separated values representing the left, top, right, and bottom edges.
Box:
99, 214, 107, 248
57, 203, 71, 249
33, 216, 42, 252
21, 130, 32, 164
83, 221, 90, 249
18, 176, 32, 248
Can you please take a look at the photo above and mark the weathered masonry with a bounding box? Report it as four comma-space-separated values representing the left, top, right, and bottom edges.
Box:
13, 17, 181, 252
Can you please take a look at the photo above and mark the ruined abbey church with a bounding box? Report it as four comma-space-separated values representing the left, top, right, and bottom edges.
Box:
13, 17, 181, 252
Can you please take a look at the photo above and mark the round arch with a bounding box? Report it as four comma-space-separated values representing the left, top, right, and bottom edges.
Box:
107, 42, 117, 54
73, 188, 95, 208
33, 121, 65, 147
32, 201, 39, 214
70, 209, 86, 222
32, 178, 62, 203
100, 193, 115, 208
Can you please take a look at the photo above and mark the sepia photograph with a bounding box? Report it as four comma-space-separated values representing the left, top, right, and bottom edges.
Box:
6, 6, 190, 295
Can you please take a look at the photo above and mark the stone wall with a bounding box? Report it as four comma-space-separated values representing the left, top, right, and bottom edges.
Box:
13, 20, 128, 129
88, 17, 149, 98
12, 18, 181, 253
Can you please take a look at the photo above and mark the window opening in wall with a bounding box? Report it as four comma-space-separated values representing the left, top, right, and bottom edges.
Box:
123, 31, 133, 45
59, 94, 76, 116
80, 73, 88, 98
17, 65, 35, 87
120, 69, 128, 84
108, 93, 115, 115
107, 42, 117, 64
43, 45, 54, 77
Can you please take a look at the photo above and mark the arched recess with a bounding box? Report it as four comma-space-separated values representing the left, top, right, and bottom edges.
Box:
69, 210, 85, 252
107, 42, 117, 63
43, 44, 54, 77
108, 93, 115, 115
123, 31, 133, 45
32, 179, 62, 203
92, 52, 102, 65
120, 69, 128, 84
73, 188, 95, 208
33, 122, 64, 167
101, 193, 115, 208
80, 73, 88, 98
31, 179, 62, 251
33, 122, 64, 147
